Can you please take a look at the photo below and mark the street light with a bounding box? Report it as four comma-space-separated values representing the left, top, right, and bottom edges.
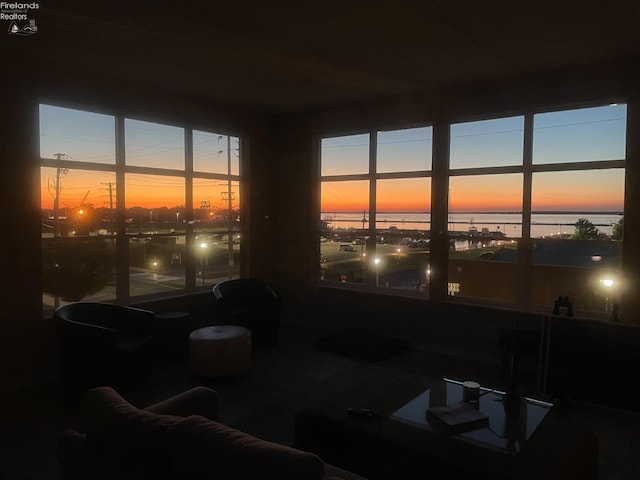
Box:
200, 242, 208, 285
374, 257, 381, 286
601, 278, 614, 312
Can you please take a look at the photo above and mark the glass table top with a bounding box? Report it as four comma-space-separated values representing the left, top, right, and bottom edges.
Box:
391, 378, 553, 454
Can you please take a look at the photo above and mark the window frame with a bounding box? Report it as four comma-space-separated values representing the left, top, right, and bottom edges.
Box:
317, 101, 627, 318
318, 124, 434, 295
39, 102, 242, 315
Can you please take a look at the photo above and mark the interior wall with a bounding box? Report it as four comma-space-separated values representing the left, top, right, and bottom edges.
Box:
269, 116, 316, 298
2, 80, 44, 390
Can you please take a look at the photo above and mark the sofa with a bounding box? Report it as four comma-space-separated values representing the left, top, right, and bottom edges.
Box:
57, 386, 365, 480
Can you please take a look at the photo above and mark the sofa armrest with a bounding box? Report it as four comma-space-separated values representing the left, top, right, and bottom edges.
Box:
144, 386, 219, 421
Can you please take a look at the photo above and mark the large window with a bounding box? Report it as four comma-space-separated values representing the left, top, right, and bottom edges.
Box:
40, 104, 241, 314
529, 105, 625, 315
320, 126, 433, 293
448, 115, 525, 304
320, 103, 626, 319
448, 104, 625, 316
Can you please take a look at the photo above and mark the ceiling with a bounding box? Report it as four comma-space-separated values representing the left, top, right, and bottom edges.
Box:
26, 1, 640, 114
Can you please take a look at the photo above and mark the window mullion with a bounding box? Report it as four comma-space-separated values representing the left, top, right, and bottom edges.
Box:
518, 113, 534, 307
115, 114, 129, 301
185, 127, 195, 289
367, 131, 377, 288
430, 118, 450, 301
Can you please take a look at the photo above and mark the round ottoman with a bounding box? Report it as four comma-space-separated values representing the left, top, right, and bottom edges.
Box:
189, 325, 251, 378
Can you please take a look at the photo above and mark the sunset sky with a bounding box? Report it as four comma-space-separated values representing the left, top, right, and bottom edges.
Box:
321, 104, 626, 212
39, 103, 625, 213
39, 105, 239, 211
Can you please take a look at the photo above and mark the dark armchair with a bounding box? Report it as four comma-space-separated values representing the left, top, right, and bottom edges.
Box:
212, 279, 281, 348
54, 302, 155, 395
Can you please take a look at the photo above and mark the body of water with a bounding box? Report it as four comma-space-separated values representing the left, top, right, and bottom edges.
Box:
321, 212, 623, 238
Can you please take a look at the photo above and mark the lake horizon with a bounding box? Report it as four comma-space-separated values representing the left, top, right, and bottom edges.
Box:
321, 211, 623, 238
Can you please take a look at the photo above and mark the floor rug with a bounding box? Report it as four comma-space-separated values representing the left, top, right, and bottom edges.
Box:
315, 329, 408, 361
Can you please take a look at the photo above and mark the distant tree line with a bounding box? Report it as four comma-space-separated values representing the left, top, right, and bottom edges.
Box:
572, 217, 623, 240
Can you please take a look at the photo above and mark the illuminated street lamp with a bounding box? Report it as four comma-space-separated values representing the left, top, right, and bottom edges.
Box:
601, 278, 614, 312
374, 257, 381, 286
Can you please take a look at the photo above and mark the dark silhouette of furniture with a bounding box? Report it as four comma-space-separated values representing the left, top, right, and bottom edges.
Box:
295, 370, 599, 480
54, 302, 155, 395
189, 325, 252, 377
152, 311, 192, 362
57, 386, 361, 480
212, 279, 281, 348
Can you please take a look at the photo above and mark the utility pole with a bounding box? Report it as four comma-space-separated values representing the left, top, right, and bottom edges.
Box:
101, 182, 116, 234
49, 154, 70, 237
101, 182, 115, 209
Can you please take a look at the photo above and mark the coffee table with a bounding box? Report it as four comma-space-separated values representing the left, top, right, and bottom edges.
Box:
391, 378, 552, 455
295, 368, 598, 480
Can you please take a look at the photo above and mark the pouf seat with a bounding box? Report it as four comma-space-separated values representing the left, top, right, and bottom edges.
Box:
189, 326, 251, 378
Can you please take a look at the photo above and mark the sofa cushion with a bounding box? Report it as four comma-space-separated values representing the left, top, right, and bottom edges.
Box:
81, 387, 183, 478
167, 415, 326, 480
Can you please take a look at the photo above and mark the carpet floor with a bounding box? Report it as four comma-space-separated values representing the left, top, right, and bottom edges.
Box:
1, 323, 639, 479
